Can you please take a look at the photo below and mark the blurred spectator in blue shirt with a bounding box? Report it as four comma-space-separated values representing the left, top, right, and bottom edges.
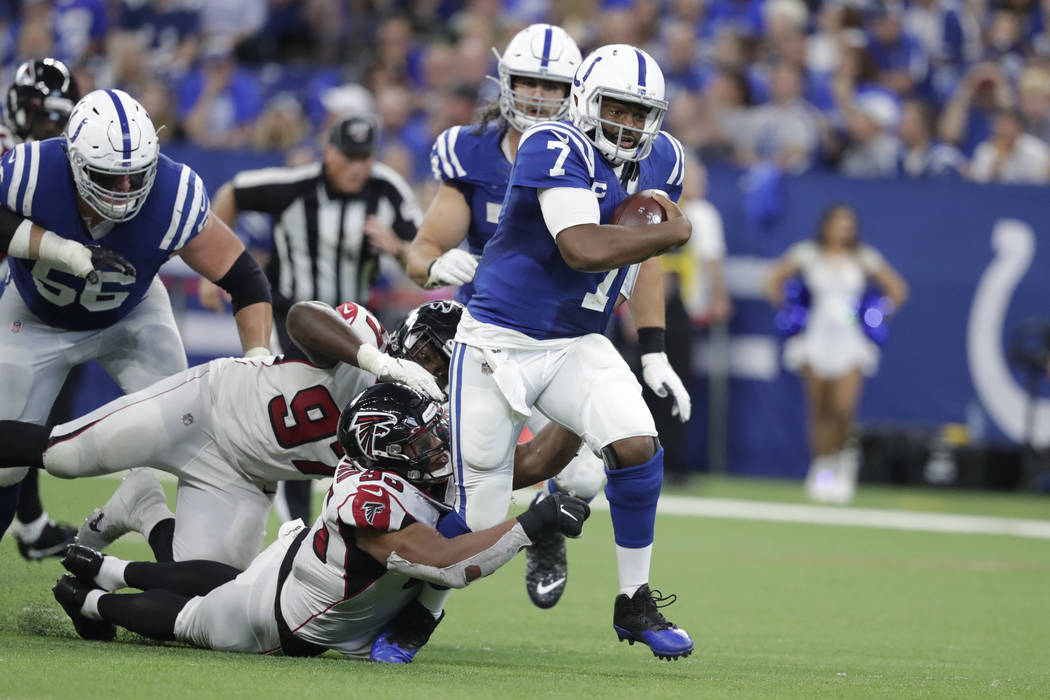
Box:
938, 61, 1015, 156
903, 0, 981, 102
661, 22, 707, 100
836, 78, 902, 177
983, 9, 1027, 82
118, 0, 201, 79
745, 62, 824, 173
896, 98, 966, 177
53, 0, 108, 66
199, 0, 266, 47
178, 42, 263, 149
866, 2, 930, 98
703, 0, 765, 39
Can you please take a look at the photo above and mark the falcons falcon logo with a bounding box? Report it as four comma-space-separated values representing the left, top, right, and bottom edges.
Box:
349, 410, 397, 456
362, 501, 386, 526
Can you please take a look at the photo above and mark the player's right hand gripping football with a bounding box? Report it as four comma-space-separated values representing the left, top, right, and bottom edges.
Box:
516, 492, 591, 541
425, 249, 478, 289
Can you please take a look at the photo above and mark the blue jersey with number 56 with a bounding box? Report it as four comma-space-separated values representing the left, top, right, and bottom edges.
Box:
467, 121, 685, 340
0, 138, 210, 331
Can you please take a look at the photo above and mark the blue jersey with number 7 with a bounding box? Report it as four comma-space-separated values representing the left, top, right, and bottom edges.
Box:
466, 120, 685, 340
0, 138, 210, 331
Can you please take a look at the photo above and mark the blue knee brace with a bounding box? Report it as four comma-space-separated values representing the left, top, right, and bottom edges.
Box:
603, 446, 663, 548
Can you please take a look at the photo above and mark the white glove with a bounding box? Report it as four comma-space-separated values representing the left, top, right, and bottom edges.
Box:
640, 352, 691, 422
356, 344, 444, 400
425, 249, 478, 289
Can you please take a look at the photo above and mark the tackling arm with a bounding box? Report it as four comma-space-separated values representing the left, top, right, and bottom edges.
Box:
286, 300, 443, 399
178, 212, 272, 355
354, 493, 589, 589
403, 183, 475, 289
285, 300, 364, 368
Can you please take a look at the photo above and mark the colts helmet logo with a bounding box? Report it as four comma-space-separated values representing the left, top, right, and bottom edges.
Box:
349, 410, 397, 456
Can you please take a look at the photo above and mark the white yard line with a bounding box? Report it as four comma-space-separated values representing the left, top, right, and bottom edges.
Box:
588, 493, 1050, 540
102, 472, 1050, 540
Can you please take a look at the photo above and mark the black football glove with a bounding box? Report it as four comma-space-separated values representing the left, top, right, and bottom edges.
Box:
87, 247, 137, 285
516, 492, 590, 541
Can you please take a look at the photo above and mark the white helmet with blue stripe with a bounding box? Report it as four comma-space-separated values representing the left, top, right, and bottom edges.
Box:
65, 89, 159, 222
569, 44, 668, 163
496, 23, 582, 133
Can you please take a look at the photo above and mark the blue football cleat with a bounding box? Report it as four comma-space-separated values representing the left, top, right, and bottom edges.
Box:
612, 584, 693, 660
369, 602, 444, 664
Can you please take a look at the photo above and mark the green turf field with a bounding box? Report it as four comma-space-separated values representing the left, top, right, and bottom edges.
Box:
2, 474, 1048, 699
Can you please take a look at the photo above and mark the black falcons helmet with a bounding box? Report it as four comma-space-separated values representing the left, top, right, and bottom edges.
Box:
337, 382, 453, 505
4, 58, 80, 142
389, 299, 463, 372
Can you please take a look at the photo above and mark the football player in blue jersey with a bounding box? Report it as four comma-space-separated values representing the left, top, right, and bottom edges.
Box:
405, 23, 582, 302
0, 89, 273, 559
400, 26, 692, 618
447, 44, 694, 660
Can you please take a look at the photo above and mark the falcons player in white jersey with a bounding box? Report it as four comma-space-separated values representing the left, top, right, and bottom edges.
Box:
0, 300, 443, 568
51, 383, 591, 661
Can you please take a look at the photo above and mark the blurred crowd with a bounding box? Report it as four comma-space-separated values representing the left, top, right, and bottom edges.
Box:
5, 0, 1050, 188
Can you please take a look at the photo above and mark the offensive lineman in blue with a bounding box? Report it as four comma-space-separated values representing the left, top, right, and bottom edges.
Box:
0, 89, 272, 554
449, 45, 694, 659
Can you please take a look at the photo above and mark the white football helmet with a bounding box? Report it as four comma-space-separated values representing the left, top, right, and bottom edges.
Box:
569, 44, 668, 163
496, 23, 582, 132
65, 89, 159, 222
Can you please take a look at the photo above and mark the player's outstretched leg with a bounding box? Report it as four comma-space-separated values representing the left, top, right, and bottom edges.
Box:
77, 469, 173, 554
604, 443, 693, 660
524, 486, 567, 609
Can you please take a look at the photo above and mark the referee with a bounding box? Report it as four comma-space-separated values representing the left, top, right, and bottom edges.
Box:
205, 115, 422, 520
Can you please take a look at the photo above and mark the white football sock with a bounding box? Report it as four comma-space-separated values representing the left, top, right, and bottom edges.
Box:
418, 584, 451, 619
81, 589, 105, 621
616, 544, 653, 597
18, 513, 49, 541
96, 556, 129, 592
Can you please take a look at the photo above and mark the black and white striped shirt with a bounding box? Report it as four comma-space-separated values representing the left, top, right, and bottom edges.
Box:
231, 161, 421, 313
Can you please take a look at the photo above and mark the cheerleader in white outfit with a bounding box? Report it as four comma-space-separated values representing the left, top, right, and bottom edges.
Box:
765, 205, 908, 503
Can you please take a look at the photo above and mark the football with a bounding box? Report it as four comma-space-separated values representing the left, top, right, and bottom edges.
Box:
610, 192, 667, 226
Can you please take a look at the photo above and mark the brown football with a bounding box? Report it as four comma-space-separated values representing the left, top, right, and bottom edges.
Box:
611, 192, 667, 226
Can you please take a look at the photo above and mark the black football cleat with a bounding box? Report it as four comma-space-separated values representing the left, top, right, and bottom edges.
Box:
525, 529, 567, 609
370, 601, 445, 663
52, 574, 115, 641
16, 520, 77, 561
612, 584, 693, 661
62, 544, 105, 584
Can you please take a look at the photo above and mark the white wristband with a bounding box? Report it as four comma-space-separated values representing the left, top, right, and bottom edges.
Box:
7, 220, 33, 258
37, 230, 94, 278
355, 343, 387, 377
244, 346, 270, 359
